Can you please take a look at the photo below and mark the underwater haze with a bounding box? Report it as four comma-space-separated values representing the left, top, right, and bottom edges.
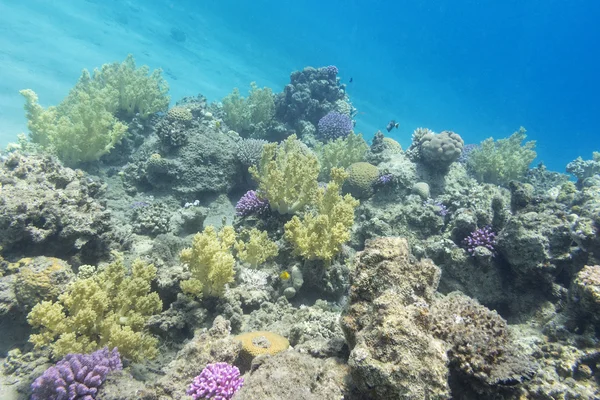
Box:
1, 0, 599, 172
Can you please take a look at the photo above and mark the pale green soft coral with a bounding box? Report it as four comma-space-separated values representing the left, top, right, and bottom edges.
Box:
315, 132, 368, 180
284, 168, 359, 262
20, 54, 169, 165
249, 134, 320, 214
222, 82, 275, 137
467, 127, 537, 186
26, 253, 162, 361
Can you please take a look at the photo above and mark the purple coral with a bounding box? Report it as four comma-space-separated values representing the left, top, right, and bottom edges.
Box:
235, 190, 270, 217
424, 199, 449, 217
187, 362, 244, 400
317, 112, 353, 141
323, 65, 339, 77
31, 347, 122, 400
463, 226, 497, 256
374, 173, 394, 188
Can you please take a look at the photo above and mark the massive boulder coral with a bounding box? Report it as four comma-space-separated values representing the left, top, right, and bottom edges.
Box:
274, 66, 349, 138
430, 292, 536, 396
0, 152, 115, 264
341, 236, 451, 399
412, 130, 464, 170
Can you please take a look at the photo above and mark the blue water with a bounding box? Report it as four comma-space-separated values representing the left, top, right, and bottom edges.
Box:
1, 0, 598, 172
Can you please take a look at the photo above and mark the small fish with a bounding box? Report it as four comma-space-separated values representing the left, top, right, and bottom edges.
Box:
386, 120, 400, 132
349, 77, 353, 83
279, 271, 291, 281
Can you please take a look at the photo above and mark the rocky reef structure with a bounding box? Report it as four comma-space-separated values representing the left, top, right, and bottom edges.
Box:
341, 236, 451, 399
0, 152, 116, 265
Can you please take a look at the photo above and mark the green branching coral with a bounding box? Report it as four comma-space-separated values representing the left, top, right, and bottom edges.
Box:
315, 132, 368, 180
222, 82, 275, 137
284, 168, 359, 262
249, 134, 320, 214
467, 127, 537, 186
180, 225, 237, 299
26, 253, 162, 361
20, 54, 169, 165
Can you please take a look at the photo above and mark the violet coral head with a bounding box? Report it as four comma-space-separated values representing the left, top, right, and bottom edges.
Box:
235, 190, 270, 217
317, 111, 353, 141
374, 173, 394, 187
31, 347, 122, 400
187, 362, 244, 400
323, 65, 339, 76
463, 226, 497, 255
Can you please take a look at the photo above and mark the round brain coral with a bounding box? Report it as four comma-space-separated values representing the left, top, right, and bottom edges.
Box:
343, 162, 379, 199
167, 106, 193, 122
382, 137, 402, 153
234, 331, 290, 364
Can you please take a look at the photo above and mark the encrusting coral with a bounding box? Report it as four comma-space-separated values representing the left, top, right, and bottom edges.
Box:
26, 253, 162, 361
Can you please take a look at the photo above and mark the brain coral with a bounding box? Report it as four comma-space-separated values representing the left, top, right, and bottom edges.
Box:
420, 130, 464, 169
343, 162, 379, 199
167, 106, 193, 122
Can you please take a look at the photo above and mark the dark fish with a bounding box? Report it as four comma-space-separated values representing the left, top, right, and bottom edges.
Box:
349, 77, 353, 83
386, 120, 399, 132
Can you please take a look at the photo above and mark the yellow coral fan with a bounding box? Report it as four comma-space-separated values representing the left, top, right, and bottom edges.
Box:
180, 225, 237, 298
234, 228, 279, 268
26, 253, 162, 361
284, 168, 359, 262
249, 134, 320, 214
235, 331, 290, 363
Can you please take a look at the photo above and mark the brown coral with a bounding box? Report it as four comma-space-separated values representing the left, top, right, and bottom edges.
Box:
235, 331, 290, 363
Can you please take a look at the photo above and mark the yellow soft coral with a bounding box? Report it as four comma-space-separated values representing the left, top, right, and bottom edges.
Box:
284, 168, 359, 262
249, 134, 320, 214
235, 228, 279, 268
180, 225, 237, 298
26, 253, 162, 361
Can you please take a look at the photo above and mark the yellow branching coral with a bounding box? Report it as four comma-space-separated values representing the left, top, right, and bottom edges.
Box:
284, 168, 359, 262
26, 253, 162, 361
249, 134, 320, 214
180, 225, 237, 298
235, 228, 279, 268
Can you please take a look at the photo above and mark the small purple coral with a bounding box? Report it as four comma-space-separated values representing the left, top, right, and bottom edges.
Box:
235, 190, 270, 217
374, 173, 394, 187
323, 65, 339, 76
317, 112, 353, 141
31, 347, 122, 400
187, 362, 244, 400
463, 226, 497, 256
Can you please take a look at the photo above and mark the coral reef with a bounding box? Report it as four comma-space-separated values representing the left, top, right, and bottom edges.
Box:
315, 132, 368, 180
342, 161, 379, 199
235, 190, 270, 217
316, 111, 353, 141
222, 82, 275, 139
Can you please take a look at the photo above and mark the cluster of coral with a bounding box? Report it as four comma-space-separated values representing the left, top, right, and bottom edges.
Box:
0, 55, 599, 400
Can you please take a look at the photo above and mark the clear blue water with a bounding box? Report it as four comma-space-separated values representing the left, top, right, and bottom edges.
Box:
1, 0, 598, 172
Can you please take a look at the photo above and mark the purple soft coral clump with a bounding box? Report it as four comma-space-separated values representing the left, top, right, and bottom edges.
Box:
31, 347, 122, 400
323, 65, 338, 77
317, 111, 353, 141
463, 226, 497, 256
235, 190, 270, 217
374, 173, 394, 188
187, 362, 244, 400
424, 199, 449, 217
